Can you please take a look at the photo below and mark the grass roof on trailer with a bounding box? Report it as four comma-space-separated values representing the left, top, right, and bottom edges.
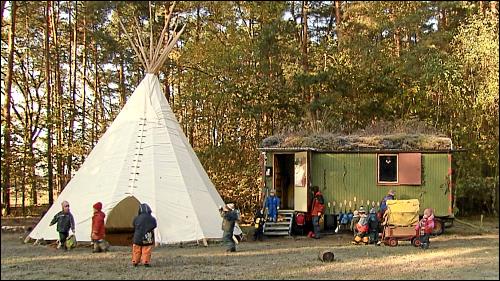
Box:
260, 120, 454, 152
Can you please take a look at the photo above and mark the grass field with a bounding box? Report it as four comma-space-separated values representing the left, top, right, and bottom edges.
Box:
1, 216, 498, 280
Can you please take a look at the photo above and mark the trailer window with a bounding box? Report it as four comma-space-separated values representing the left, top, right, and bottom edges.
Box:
378, 155, 398, 183
377, 153, 422, 185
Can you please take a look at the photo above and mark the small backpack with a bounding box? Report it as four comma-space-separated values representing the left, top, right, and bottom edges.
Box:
65, 234, 77, 249
295, 213, 305, 226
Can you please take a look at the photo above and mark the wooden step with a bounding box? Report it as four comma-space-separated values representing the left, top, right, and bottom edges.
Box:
265, 222, 290, 226
264, 231, 290, 236
262, 210, 296, 236
269, 218, 292, 223
266, 225, 290, 232
278, 209, 295, 213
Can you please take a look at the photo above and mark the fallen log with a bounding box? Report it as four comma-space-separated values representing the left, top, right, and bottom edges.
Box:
1, 225, 29, 232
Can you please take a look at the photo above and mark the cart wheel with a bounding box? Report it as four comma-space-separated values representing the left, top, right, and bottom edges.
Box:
432, 219, 445, 236
411, 237, 421, 247
388, 238, 398, 247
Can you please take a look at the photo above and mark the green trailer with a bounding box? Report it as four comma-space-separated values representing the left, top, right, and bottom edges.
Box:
258, 133, 456, 235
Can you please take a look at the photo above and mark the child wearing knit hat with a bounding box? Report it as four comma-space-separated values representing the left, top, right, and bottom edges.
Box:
91, 202, 109, 253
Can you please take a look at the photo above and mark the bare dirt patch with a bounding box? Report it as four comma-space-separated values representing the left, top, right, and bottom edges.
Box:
1, 216, 498, 280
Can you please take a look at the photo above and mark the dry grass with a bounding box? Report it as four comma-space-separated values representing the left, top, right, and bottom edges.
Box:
260, 133, 452, 151
1, 216, 498, 280
261, 120, 453, 151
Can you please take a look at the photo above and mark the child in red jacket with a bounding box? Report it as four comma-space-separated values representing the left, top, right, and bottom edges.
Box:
91, 202, 109, 252
415, 208, 435, 249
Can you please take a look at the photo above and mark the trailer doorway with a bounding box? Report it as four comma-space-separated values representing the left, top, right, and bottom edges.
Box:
273, 154, 295, 210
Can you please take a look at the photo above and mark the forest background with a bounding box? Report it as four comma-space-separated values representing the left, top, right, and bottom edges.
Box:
1, 1, 498, 220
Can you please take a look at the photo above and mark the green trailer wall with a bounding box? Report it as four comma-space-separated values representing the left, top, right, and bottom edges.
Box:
310, 152, 452, 218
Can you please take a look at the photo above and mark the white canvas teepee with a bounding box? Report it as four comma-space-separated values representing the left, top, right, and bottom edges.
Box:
29, 5, 236, 245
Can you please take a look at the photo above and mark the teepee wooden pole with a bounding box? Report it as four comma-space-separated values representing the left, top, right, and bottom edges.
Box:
118, 18, 147, 70
132, 36, 149, 69
120, 1, 184, 74
152, 2, 176, 64
133, 23, 151, 71
152, 15, 169, 64
150, 24, 185, 73
149, 1, 154, 63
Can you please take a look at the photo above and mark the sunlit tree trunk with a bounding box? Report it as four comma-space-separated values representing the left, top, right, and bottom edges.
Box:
45, 0, 54, 205
394, 28, 401, 57
189, 5, 202, 147
335, 0, 341, 45
301, 1, 310, 116
81, 5, 87, 155
91, 47, 98, 146
51, 1, 64, 194
439, 7, 447, 30
119, 27, 126, 108
66, 0, 78, 183
0, 1, 7, 26
490, 1, 498, 17
21, 150, 26, 214
301, 1, 309, 82
2, 0, 17, 216
479, 1, 486, 16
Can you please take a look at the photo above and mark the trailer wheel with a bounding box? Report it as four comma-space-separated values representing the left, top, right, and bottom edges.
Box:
388, 238, 398, 247
411, 237, 421, 247
432, 219, 445, 236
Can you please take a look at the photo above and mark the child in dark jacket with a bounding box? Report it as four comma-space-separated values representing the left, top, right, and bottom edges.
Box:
252, 209, 265, 241
220, 203, 239, 252
50, 200, 75, 251
132, 203, 157, 267
415, 208, 435, 249
368, 208, 380, 245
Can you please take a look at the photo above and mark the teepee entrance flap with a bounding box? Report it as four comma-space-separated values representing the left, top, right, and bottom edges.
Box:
105, 196, 141, 230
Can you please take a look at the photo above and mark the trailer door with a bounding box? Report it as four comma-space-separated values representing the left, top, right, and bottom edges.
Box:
294, 152, 308, 212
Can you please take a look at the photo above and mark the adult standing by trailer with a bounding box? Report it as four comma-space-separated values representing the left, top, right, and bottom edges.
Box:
379, 190, 395, 219
309, 186, 325, 239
